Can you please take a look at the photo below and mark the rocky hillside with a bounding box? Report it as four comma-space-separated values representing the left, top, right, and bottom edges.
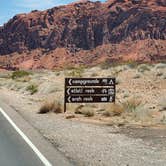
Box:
0, 0, 166, 69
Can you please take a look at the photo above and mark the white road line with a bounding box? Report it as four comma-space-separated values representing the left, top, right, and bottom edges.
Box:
0, 107, 52, 166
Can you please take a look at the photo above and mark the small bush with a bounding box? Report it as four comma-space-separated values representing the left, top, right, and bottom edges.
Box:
162, 74, 166, 79
159, 97, 166, 111
160, 115, 166, 124
75, 105, 84, 114
137, 64, 150, 73
133, 106, 150, 122
155, 63, 166, 69
82, 110, 94, 117
100, 60, 138, 69
123, 93, 129, 98
91, 73, 99, 77
39, 101, 62, 114
123, 98, 142, 112
103, 103, 124, 117
115, 78, 121, 85
125, 61, 139, 69
74, 105, 95, 117
133, 73, 141, 79
0, 73, 10, 79
156, 72, 163, 77
20, 76, 31, 82
26, 84, 38, 95
67, 67, 84, 77
11, 70, 31, 79
66, 115, 75, 119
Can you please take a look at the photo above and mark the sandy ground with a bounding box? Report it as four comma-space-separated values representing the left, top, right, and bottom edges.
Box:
0, 63, 166, 165
0, 88, 166, 166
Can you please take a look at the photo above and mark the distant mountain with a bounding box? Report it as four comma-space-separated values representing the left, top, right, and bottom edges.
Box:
0, 0, 165, 69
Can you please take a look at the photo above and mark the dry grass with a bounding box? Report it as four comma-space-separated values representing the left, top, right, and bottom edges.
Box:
159, 97, 166, 111
75, 105, 84, 114
74, 105, 94, 117
82, 110, 94, 117
103, 103, 124, 117
122, 98, 142, 112
39, 100, 62, 114
133, 73, 141, 79
26, 84, 38, 95
66, 115, 76, 119
137, 64, 150, 73
11, 70, 31, 79
66, 67, 84, 77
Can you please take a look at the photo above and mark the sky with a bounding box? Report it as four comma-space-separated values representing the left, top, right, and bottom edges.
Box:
0, 0, 105, 26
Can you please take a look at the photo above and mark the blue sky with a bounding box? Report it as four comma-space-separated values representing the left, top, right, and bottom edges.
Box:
0, 0, 105, 26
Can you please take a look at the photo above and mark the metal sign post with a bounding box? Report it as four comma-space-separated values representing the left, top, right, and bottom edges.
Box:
64, 78, 116, 112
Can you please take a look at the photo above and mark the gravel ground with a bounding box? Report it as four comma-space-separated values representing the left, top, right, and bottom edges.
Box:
0, 89, 166, 166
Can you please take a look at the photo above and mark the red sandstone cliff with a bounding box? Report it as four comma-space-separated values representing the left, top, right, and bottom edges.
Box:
0, 0, 165, 69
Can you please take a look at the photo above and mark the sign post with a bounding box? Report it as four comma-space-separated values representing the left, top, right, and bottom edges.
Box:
64, 78, 116, 112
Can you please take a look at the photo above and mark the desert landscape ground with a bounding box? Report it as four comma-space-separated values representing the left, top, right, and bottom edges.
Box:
0, 0, 166, 165
0, 62, 166, 165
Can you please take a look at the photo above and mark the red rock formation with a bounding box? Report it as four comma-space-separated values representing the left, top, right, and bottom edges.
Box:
0, 0, 165, 69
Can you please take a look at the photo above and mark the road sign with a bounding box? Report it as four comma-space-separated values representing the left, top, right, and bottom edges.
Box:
65, 95, 115, 103
65, 78, 115, 86
65, 87, 115, 96
64, 78, 116, 112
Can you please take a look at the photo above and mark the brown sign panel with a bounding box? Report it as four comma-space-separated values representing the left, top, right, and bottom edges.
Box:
65, 95, 115, 103
65, 87, 115, 96
64, 78, 116, 112
65, 78, 115, 86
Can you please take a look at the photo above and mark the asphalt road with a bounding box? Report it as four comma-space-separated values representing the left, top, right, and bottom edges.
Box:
0, 110, 46, 166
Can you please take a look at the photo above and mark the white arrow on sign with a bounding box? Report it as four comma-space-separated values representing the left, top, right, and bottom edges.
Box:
67, 88, 70, 95
67, 96, 71, 102
69, 79, 72, 86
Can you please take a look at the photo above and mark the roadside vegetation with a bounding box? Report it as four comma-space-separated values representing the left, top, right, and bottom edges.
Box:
102, 103, 124, 117
65, 66, 85, 77
39, 100, 62, 114
122, 98, 142, 113
11, 70, 31, 79
26, 84, 38, 95
0, 62, 165, 126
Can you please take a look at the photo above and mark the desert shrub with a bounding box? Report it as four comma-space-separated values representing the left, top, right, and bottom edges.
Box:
66, 115, 75, 119
159, 97, 166, 111
156, 72, 163, 77
100, 60, 138, 69
22, 76, 31, 82
82, 110, 94, 117
137, 64, 150, 73
39, 101, 62, 114
123, 93, 129, 98
123, 98, 142, 112
162, 74, 166, 79
75, 105, 94, 117
103, 103, 124, 117
133, 73, 141, 79
75, 105, 84, 114
91, 72, 99, 77
125, 61, 139, 69
26, 84, 38, 95
11, 70, 31, 79
160, 115, 166, 124
155, 63, 166, 69
0, 73, 10, 79
132, 105, 151, 122
115, 78, 121, 85
67, 67, 84, 77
